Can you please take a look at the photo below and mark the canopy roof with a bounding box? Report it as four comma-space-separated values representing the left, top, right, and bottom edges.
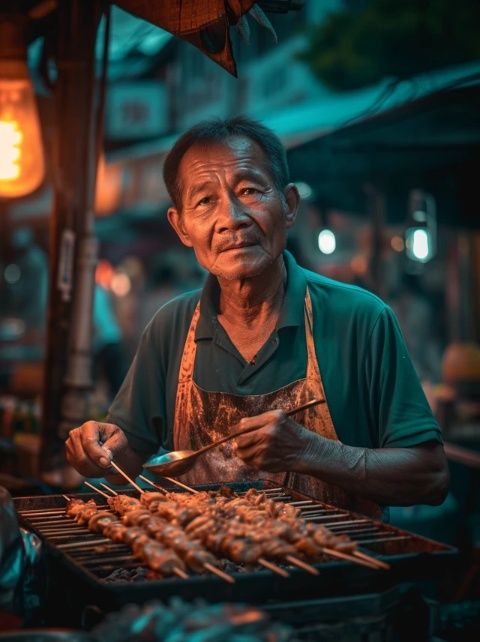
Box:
284, 63, 480, 227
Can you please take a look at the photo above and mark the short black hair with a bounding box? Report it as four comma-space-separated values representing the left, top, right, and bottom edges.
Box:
163, 116, 290, 210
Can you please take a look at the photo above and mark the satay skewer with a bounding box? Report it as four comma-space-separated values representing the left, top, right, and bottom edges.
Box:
96, 485, 384, 576
142, 484, 319, 575
135, 474, 249, 581
98, 483, 236, 584
238, 489, 389, 571
73, 487, 189, 580
140, 489, 326, 575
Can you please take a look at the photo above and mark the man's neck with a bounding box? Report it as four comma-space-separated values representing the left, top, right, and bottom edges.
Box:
217, 255, 286, 329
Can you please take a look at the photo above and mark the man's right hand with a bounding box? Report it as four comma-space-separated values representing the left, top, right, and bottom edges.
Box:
65, 421, 128, 478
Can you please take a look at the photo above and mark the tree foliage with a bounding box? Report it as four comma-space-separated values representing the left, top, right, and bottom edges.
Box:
299, 0, 480, 91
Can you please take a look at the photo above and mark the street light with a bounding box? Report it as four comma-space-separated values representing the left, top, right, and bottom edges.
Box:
0, 16, 45, 198
318, 228, 336, 255
405, 190, 436, 264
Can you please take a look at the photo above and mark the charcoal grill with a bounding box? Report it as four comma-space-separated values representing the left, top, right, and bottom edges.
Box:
13, 480, 457, 627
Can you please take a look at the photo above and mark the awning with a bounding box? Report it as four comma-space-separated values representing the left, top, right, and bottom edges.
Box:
285, 63, 480, 226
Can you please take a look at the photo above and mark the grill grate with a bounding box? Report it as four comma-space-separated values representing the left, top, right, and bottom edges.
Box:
14, 481, 457, 606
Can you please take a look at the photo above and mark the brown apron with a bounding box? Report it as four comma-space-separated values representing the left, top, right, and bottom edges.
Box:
173, 289, 381, 518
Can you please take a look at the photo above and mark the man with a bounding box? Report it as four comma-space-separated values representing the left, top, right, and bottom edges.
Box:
66, 117, 448, 518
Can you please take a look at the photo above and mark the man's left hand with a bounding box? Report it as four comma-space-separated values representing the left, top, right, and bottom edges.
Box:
234, 409, 312, 472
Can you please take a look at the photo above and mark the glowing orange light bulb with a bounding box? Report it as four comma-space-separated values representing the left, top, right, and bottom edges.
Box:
0, 18, 45, 198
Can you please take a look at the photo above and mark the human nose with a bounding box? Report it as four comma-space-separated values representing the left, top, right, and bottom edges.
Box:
217, 194, 251, 233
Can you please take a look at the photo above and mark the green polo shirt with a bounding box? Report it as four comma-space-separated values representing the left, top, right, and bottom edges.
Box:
108, 251, 442, 455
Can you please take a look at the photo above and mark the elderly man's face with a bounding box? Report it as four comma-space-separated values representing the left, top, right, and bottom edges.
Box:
167, 136, 299, 281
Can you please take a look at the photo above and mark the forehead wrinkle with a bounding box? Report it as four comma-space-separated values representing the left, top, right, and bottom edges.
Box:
187, 180, 216, 201
177, 139, 273, 205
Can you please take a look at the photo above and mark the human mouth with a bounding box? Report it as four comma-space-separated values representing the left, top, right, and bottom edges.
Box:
220, 240, 257, 252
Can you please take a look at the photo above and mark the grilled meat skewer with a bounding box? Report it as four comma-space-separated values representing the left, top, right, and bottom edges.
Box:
64, 498, 187, 576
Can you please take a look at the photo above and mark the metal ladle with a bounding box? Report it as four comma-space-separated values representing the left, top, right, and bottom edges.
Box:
142, 398, 324, 477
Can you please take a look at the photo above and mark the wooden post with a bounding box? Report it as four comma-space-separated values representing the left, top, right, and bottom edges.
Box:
40, 0, 102, 473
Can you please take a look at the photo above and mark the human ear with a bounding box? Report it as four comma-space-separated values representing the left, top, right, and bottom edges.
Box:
283, 183, 300, 228
167, 207, 193, 248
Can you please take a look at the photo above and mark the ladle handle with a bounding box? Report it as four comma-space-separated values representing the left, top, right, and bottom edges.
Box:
193, 397, 324, 457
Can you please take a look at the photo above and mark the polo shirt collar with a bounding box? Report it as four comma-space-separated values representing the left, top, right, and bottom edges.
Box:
195, 250, 306, 340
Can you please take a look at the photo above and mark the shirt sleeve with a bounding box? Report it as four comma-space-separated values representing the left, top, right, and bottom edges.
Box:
365, 306, 443, 448
107, 318, 166, 455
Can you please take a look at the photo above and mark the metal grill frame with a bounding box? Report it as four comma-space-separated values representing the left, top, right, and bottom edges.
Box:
14, 480, 457, 609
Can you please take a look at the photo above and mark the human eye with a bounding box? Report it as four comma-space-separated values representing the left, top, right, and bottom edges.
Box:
239, 186, 264, 199
195, 195, 214, 207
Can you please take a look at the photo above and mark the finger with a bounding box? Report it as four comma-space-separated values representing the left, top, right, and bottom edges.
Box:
237, 445, 284, 472
80, 421, 114, 468
236, 425, 275, 449
237, 413, 271, 430
235, 430, 264, 449
236, 445, 271, 470
102, 426, 128, 459
66, 433, 106, 477
240, 409, 285, 426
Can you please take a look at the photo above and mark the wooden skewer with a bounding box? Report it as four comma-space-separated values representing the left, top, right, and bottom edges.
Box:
162, 476, 199, 494
83, 480, 111, 499
353, 550, 389, 570
321, 546, 380, 570
285, 555, 319, 575
95, 481, 119, 497
62, 494, 71, 502
203, 562, 235, 584
258, 557, 289, 577
138, 474, 167, 493
100, 482, 118, 495
85, 482, 379, 576
57, 538, 112, 549
110, 460, 144, 494
135, 480, 236, 583
87, 482, 228, 581
74, 483, 190, 580
19, 510, 68, 517
172, 567, 189, 579
130, 480, 378, 575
